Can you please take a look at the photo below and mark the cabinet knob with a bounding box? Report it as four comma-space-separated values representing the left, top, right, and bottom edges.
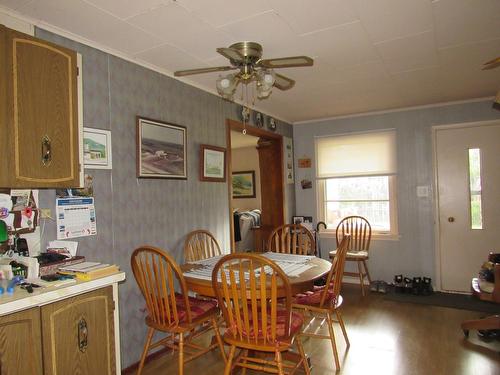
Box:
41, 135, 52, 166
78, 317, 88, 352
448, 217, 455, 223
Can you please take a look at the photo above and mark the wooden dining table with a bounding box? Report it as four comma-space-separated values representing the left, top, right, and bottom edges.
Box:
181, 253, 332, 297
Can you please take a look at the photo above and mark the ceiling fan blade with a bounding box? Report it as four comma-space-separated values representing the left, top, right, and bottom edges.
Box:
274, 73, 295, 90
482, 57, 500, 70
259, 56, 314, 69
174, 66, 236, 77
216, 47, 245, 62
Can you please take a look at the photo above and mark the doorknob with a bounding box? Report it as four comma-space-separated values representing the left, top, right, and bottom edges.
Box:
448, 217, 455, 223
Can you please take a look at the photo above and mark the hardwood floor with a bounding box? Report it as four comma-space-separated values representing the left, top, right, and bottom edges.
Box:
134, 284, 500, 374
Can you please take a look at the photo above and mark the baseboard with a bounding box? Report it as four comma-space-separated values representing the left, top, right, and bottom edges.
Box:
121, 347, 172, 375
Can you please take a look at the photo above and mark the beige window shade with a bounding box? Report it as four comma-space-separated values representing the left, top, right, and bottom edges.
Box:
316, 130, 397, 178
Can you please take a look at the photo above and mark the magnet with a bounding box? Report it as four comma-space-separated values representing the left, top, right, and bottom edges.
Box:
0, 207, 8, 219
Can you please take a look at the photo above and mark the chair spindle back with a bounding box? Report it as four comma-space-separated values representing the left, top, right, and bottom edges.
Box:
321, 234, 351, 308
267, 224, 315, 255
131, 246, 192, 327
212, 253, 292, 345
184, 230, 222, 262
336, 216, 371, 252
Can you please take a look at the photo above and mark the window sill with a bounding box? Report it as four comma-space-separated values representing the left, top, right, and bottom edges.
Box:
318, 231, 400, 241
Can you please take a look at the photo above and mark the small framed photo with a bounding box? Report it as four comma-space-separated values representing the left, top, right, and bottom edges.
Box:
232, 171, 256, 199
200, 144, 226, 182
83, 128, 112, 169
292, 216, 305, 225
137, 117, 187, 179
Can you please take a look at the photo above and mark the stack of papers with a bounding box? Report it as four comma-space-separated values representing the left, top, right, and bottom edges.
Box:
58, 262, 119, 280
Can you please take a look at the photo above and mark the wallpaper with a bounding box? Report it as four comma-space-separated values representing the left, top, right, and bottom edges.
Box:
35, 28, 294, 368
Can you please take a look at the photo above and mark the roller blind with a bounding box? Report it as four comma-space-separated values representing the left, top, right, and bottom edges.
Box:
316, 130, 397, 178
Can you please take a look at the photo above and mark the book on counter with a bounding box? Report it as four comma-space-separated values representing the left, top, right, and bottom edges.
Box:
58, 262, 119, 281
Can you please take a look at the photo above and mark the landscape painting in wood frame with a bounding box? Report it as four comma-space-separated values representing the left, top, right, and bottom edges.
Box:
232, 171, 256, 198
136, 117, 187, 179
200, 144, 226, 182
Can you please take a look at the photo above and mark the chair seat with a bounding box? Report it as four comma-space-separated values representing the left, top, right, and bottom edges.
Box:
330, 249, 369, 260
479, 278, 495, 294
293, 286, 343, 309
156, 293, 218, 323
227, 308, 304, 341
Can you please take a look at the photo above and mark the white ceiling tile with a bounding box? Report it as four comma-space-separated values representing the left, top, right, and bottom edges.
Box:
171, 29, 235, 61
219, 11, 297, 52
177, 0, 273, 28
375, 31, 439, 73
438, 38, 500, 73
18, 0, 163, 54
83, 0, 172, 20
0, 0, 33, 10
354, 0, 433, 43
135, 43, 207, 73
299, 21, 380, 68
269, 0, 359, 35
127, 3, 212, 43
433, 0, 500, 48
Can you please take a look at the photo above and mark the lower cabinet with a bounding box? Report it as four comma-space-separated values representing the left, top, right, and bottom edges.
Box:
0, 287, 115, 375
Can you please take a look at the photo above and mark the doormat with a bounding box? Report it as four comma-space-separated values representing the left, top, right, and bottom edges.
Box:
384, 291, 499, 314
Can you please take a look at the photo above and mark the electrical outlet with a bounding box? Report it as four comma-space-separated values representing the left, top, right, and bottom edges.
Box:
40, 208, 52, 218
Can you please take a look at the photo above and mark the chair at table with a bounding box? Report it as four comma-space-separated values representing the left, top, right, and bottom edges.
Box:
212, 253, 308, 375
131, 246, 225, 375
329, 216, 372, 296
184, 229, 222, 262
461, 252, 500, 337
293, 234, 350, 371
267, 224, 316, 255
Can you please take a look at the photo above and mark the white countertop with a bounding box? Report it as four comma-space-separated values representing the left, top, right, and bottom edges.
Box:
0, 272, 126, 316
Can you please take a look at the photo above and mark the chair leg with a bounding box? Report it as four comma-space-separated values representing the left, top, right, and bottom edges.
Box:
362, 259, 372, 284
296, 335, 311, 375
224, 345, 236, 375
357, 261, 366, 296
178, 333, 184, 375
335, 309, 350, 348
211, 317, 227, 362
327, 313, 341, 370
137, 327, 154, 375
276, 350, 284, 375
241, 349, 248, 375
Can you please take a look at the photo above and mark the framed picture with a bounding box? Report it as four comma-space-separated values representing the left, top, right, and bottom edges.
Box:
200, 144, 226, 182
292, 216, 304, 225
136, 117, 187, 179
83, 128, 112, 169
232, 171, 256, 199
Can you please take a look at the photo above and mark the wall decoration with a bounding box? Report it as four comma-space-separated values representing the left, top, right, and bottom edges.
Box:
298, 157, 312, 168
301, 179, 312, 189
200, 144, 226, 182
240, 106, 251, 123
83, 128, 112, 169
284, 137, 294, 184
136, 117, 187, 179
254, 112, 263, 128
268, 117, 277, 131
232, 171, 256, 199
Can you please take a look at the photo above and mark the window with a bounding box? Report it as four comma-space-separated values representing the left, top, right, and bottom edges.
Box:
468, 148, 483, 229
316, 130, 398, 236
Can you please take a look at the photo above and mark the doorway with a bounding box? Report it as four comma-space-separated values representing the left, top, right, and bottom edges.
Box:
434, 120, 500, 292
226, 119, 285, 252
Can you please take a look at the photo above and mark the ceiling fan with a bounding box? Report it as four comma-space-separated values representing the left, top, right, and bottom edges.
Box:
482, 57, 500, 105
174, 41, 313, 101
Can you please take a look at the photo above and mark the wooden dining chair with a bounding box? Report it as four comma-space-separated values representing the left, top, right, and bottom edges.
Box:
293, 234, 351, 371
212, 253, 308, 375
329, 216, 372, 296
267, 224, 316, 255
131, 246, 225, 375
184, 229, 222, 262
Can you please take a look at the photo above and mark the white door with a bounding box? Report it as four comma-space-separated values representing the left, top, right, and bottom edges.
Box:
435, 121, 500, 292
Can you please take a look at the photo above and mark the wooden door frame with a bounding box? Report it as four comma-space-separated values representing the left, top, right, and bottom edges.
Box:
226, 119, 285, 252
432, 119, 500, 292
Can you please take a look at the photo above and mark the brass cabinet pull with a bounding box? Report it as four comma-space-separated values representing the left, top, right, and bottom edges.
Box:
78, 317, 88, 352
41, 135, 52, 166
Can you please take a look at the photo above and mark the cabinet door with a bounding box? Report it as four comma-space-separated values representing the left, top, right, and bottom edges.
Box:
0, 25, 80, 188
41, 287, 116, 375
0, 307, 43, 375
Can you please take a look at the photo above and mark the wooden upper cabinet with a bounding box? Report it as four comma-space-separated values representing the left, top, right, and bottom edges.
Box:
0, 25, 80, 188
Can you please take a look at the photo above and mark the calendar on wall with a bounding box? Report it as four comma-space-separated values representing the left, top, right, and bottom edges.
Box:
56, 197, 97, 239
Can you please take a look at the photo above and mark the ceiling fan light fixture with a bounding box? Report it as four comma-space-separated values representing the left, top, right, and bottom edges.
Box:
216, 73, 238, 99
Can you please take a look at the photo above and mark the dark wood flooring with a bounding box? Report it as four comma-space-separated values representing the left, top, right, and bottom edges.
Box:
134, 284, 500, 374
